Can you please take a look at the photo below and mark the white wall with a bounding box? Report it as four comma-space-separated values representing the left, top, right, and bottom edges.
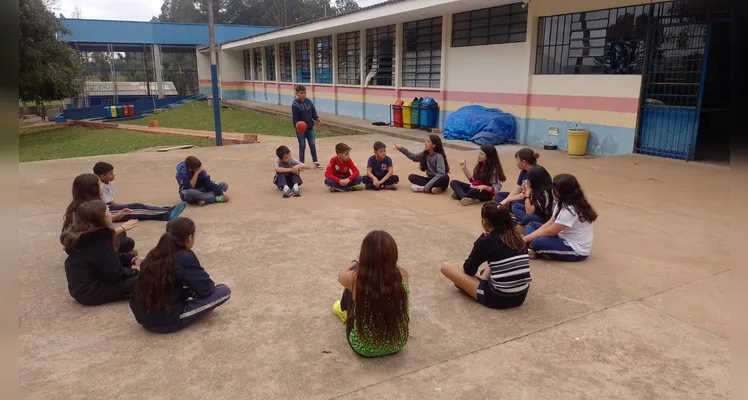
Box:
196, 49, 211, 81
445, 42, 531, 94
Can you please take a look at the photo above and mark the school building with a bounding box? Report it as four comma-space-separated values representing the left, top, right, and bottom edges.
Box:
197, 0, 729, 161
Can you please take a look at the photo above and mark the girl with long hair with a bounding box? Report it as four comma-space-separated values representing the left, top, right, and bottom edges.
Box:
524, 174, 598, 262
393, 134, 450, 194
450, 144, 506, 206
332, 230, 409, 357
130, 217, 231, 334
62, 173, 138, 255
441, 202, 531, 309
495, 148, 542, 208
62, 200, 140, 306
511, 165, 554, 227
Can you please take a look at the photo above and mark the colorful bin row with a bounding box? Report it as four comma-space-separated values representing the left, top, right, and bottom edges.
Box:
104, 104, 135, 118
392, 97, 439, 130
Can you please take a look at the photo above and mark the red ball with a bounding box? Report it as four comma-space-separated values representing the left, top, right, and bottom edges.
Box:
295, 121, 307, 134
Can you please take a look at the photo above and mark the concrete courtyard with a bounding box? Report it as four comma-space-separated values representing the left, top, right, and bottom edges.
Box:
19, 133, 729, 399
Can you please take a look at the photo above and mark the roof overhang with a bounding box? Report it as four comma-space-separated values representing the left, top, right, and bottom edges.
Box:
221, 0, 518, 51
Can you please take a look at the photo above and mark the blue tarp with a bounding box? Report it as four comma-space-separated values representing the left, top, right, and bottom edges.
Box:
443, 105, 517, 146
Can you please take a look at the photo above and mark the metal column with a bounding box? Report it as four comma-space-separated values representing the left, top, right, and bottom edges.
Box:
108, 43, 119, 104
152, 44, 165, 99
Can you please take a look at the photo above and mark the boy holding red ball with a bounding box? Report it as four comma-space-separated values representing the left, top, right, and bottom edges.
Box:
292, 85, 322, 169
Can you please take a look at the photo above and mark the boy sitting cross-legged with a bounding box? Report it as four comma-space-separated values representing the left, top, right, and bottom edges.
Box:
363, 141, 399, 190
94, 162, 186, 221
324, 143, 364, 192
274, 145, 311, 198
176, 156, 230, 206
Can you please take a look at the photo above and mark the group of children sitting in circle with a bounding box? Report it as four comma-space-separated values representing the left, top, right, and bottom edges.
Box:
58, 135, 597, 358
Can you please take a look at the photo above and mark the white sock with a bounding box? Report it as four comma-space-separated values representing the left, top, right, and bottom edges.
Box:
292, 183, 299, 190
283, 185, 290, 191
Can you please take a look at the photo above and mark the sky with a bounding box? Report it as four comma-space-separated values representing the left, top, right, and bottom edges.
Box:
57, 0, 390, 22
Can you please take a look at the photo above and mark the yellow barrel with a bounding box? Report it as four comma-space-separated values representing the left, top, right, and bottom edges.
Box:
402, 101, 412, 129
567, 129, 590, 156
110, 106, 117, 118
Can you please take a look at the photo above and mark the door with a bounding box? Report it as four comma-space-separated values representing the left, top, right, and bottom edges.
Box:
636, 23, 710, 160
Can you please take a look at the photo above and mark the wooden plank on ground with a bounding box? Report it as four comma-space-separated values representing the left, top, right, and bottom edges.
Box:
156, 145, 195, 152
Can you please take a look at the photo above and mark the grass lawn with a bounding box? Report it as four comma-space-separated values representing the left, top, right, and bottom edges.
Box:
20, 127, 214, 162
130, 101, 350, 138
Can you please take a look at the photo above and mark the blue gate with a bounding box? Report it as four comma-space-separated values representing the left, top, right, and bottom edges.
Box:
636, 23, 710, 160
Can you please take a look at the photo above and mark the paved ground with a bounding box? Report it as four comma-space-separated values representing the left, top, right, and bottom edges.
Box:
19, 133, 729, 399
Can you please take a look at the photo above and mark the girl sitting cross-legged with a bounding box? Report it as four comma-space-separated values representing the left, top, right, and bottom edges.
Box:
130, 217, 231, 334
511, 165, 554, 228
394, 134, 451, 194
450, 144, 506, 206
440, 202, 531, 309
523, 173, 597, 262
332, 230, 409, 357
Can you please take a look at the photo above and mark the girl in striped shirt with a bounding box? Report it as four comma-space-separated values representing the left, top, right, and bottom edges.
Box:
441, 202, 531, 309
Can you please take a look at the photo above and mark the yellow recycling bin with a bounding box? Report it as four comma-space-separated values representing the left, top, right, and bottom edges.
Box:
567, 129, 590, 156
402, 101, 412, 129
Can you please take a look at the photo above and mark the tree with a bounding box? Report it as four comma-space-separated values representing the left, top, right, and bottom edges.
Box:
71, 4, 84, 18
19, 0, 82, 105
335, 0, 359, 15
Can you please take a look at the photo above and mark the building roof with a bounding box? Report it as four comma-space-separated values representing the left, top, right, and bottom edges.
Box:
60, 18, 277, 46
216, 0, 512, 50
84, 81, 179, 96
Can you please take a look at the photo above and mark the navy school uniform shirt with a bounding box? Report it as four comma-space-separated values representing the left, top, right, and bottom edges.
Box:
515, 164, 543, 186
367, 155, 393, 180
291, 98, 319, 131
175, 162, 225, 199
130, 250, 217, 329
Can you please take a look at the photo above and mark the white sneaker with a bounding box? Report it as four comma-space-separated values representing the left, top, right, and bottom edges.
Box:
411, 184, 425, 193
282, 186, 292, 198
292, 183, 300, 197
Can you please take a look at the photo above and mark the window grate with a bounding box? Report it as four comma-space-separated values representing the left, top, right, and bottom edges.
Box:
252, 48, 263, 81
279, 43, 292, 82
314, 35, 333, 84
452, 3, 528, 47
533, 1, 693, 75
243, 49, 251, 80
402, 17, 442, 88
294, 39, 311, 83
366, 25, 396, 87
265, 46, 276, 82
337, 31, 361, 85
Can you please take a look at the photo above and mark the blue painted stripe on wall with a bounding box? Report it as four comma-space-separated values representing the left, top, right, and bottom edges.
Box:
215, 91, 635, 156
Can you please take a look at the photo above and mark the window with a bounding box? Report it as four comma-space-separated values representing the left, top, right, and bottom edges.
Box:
295, 39, 311, 83
265, 46, 276, 81
279, 42, 292, 82
452, 3, 528, 47
366, 25, 396, 86
252, 48, 263, 80
402, 17, 442, 88
535, 2, 677, 75
314, 35, 333, 84
243, 49, 251, 80
337, 31, 360, 85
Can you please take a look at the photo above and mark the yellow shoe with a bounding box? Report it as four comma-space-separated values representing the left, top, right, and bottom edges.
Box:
332, 300, 347, 324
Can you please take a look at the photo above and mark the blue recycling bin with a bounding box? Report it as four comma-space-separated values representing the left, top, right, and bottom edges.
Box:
420, 97, 439, 128
103, 107, 112, 118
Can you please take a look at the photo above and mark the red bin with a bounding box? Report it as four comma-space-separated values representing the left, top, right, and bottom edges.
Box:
392, 100, 404, 128
128, 104, 135, 116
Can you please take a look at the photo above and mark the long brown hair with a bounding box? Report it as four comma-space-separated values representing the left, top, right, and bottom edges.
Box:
481, 202, 526, 253
135, 218, 196, 313
474, 144, 506, 184
419, 134, 450, 174
62, 173, 102, 235
553, 174, 598, 223
61, 200, 112, 251
353, 230, 408, 346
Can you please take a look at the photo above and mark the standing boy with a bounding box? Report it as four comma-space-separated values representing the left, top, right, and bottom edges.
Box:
363, 141, 399, 190
93, 162, 186, 221
292, 85, 323, 169
274, 145, 311, 198
324, 143, 364, 192
175, 156, 230, 206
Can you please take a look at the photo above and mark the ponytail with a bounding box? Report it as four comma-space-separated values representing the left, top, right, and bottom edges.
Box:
481, 202, 526, 253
